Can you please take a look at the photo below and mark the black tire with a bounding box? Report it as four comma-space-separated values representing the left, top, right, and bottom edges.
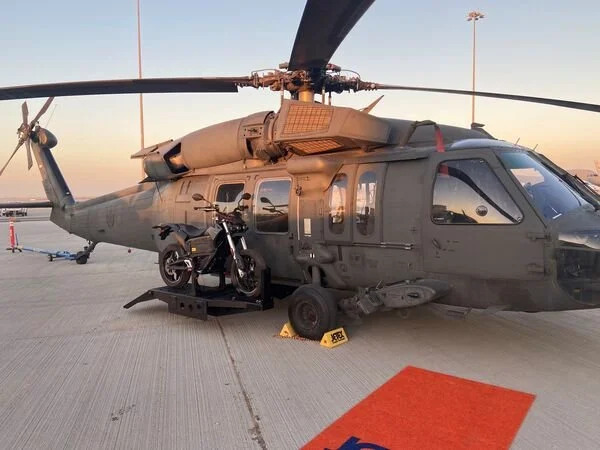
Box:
159, 244, 190, 288
288, 285, 337, 340
75, 251, 88, 265
230, 249, 266, 298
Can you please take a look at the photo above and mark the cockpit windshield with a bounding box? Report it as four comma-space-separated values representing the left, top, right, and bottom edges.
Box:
498, 151, 590, 220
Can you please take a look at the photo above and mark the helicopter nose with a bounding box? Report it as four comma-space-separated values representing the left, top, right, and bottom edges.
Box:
556, 230, 600, 307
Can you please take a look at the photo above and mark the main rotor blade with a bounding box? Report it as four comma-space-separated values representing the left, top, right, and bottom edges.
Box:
0, 141, 24, 177
0, 77, 250, 101
21, 101, 28, 125
288, 0, 375, 71
372, 84, 600, 113
30, 97, 55, 126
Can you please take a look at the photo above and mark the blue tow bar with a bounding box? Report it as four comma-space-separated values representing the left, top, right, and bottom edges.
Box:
15, 245, 77, 261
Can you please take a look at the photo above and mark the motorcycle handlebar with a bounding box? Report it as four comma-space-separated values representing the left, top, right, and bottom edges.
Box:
191, 206, 246, 225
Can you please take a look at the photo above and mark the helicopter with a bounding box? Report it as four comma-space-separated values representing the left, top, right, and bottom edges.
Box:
1, 0, 599, 340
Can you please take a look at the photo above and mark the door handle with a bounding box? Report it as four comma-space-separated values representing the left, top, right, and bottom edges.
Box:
527, 263, 545, 273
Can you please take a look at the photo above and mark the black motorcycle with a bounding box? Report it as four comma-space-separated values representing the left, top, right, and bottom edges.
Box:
153, 192, 266, 298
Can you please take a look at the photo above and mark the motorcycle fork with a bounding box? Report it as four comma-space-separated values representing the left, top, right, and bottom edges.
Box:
222, 222, 246, 274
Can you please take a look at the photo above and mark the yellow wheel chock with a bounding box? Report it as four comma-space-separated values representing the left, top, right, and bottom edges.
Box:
320, 327, 348, 348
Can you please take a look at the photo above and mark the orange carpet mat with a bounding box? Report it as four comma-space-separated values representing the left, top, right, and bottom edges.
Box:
303, 366, 535, 450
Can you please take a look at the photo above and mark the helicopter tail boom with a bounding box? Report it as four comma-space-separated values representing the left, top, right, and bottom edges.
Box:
21, 133, 74, 231
31, 137, 74, 208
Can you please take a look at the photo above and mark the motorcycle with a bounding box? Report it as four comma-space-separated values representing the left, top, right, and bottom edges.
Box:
153, 192, 266, 298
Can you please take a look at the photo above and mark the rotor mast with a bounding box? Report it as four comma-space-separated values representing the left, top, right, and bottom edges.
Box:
297, 86, 315, 102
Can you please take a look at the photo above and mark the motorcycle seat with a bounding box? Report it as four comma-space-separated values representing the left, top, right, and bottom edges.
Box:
177, 224, 206, 239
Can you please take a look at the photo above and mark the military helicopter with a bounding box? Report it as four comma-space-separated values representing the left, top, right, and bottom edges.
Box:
1, 0, 599, 340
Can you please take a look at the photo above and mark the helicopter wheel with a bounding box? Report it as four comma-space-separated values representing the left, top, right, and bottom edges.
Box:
159, 244, 190, 288
75, 251, 88, 265
230, 249, 266, 298
288, 285, 337, 341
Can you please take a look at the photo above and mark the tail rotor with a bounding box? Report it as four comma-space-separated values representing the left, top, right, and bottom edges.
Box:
0, 97, 54, 176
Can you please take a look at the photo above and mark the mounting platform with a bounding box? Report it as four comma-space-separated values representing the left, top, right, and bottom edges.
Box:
123, 269, 273, 320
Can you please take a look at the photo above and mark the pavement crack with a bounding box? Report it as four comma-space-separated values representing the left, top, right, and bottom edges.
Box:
217, 318, 267, 450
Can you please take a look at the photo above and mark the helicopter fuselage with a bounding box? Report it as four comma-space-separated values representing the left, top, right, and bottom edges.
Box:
48, 122, 600, 315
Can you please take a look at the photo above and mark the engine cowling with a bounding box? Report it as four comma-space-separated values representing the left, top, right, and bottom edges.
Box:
133, 111, 285, 180
140, 140, 187, 180
134, 100, 393, 180
180, 110, 284, 170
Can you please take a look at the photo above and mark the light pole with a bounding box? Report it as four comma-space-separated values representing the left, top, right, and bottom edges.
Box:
136, 0, 144, 150
467, 10, 485, 126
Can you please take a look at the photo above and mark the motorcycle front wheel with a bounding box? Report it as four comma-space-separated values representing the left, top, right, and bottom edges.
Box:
230, 249, 266, 298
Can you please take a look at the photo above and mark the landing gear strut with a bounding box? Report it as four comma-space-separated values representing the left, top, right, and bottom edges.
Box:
75, 241, 98, 265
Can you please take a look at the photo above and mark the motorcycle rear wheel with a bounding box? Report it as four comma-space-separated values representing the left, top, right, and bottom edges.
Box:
230, 249, 266, 298
159, 244, 191, 288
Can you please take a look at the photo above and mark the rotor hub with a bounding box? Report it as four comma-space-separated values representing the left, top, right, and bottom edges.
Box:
17, 123, 29, 141
245, 64, 368, 99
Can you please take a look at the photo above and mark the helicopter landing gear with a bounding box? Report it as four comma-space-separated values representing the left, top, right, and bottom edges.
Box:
288, 285, 338, 341
75, 241, 98, 265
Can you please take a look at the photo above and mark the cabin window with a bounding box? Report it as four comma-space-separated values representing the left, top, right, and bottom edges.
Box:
329, 174, 347, 234
215, 183, 245, 213
432, 159, 523, 225
356, 171, 377, 235
255, 179, 291, 233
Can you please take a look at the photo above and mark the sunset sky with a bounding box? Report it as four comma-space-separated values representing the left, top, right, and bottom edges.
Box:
0, 0, 598, 198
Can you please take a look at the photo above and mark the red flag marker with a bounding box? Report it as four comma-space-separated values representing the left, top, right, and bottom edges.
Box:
8, 220, 16, 252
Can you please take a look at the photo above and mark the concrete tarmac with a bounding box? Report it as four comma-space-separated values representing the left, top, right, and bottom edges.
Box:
1, 220, 600, 449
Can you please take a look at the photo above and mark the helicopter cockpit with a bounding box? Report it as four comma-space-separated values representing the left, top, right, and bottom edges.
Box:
497, 148, 600, 307
433, 139, 599, 308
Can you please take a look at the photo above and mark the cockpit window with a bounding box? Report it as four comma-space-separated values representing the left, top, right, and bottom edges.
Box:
499, 152, 589, 220
432, 159, 523, 225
